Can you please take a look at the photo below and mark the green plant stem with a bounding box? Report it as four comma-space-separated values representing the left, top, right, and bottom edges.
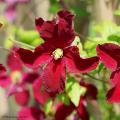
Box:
9, 39, 35, 49
84, 73, 108, 84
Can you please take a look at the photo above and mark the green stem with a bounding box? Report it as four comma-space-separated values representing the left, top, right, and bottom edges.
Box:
84, 73, 108, 84
9, 39, 35, 49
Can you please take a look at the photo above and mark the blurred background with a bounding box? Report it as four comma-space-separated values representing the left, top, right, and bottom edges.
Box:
0, 0, 120, 120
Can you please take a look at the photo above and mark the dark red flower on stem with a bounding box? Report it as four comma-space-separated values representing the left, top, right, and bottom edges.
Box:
0, 48, 39, 106
17, 10, 99, 93
17, 106, 45, 120
55, 82, 98, 120
97, 43, 120, 102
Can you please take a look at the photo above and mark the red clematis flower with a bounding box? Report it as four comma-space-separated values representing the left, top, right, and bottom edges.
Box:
17, 10, 99, 93
97, 43, 120, 102
55, 82, 98, 120
0, 48, 39, 106
17, 106, 45, 120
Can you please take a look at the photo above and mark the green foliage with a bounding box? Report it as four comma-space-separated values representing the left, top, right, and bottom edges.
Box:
65, 76, 86, 107
44, 99, 53, 114
71, 6, 89, 17
114, 9, 120, 16
108, 34, 120, 43
84, 21, 120, 56
15, 29, 44, 46
57, 93, 70, 106
49, 0, 60, 13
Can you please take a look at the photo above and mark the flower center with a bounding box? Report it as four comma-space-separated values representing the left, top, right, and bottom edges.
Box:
10, 71, 22, 84
52, 48, 63, 60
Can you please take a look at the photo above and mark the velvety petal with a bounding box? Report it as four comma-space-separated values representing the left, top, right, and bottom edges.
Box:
17, 44, 52, 68
57, 10, 74, 28
14, 89, 30, 106
33, 78, 50, 105
110, 68, 120, 86
77, 97, 89, 120
96, 43, 120, 70
0, 75, 10, 88
23, 72, 39, 84
17, 106, 45, 120
0, 64, 6, 73
107, 69, 120, 102
106, 84, 120, 103
80, 81, 98, 100
33, 44, 53, 67
35, 18, 44, 31
54, 27, 75, 48
41, 59, 66, 93
35, 11, 75, 48
16, 48, 36, 67
7, 51, 23, 71
36, 20, 55, 39
55, 102, 75, 120
5, 5, 16, 21
64, 46, 99, 73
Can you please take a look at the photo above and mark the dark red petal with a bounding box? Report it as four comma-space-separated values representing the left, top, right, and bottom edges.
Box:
0, 64, 6, 73
107, 69, 120, 102
17, 106, 45, 120
0, 75, 10, 88
110, 68, 120, 86
17, 44, 52, 68
41, 59, 66, 93
33, 44, 52, 67
33, 78, 50, 105
35, 18, 44, 31
77, 97, 89, 120
14, 89, 30, 106
106, 84, 120, 103
64, 46, 99, 73
23, 72, 39, 84
54, 28, 75, 48
57, 10, 74, 28
7, 50, 23, 71
36, 20, 55, 39
17, 48, 35, 67
96, 43, 120, 70
35, 12, 75, 48
55, 102, 75, 120
80, 82, 98, 100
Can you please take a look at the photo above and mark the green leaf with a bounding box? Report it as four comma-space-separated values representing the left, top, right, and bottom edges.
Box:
44, 99, 53, 114
57, 93, 70, 106
16, 29, 40, 43
31, 38, 44, 46
108, 34, 120, 43
114, 9, 120, 16
65, 76, 86, 107
71, 7, 89, 17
